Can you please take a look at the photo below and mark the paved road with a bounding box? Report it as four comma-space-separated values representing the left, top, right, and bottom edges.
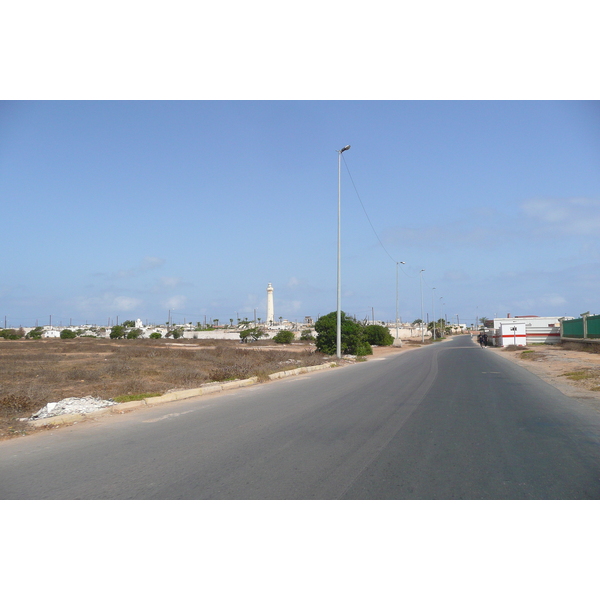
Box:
2, 335, 600, 499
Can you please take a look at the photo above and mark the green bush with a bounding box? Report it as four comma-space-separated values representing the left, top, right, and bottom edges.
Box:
110, 325, 126, 339
60, 329, 77, 339
300, 330, 315, 342
364, 324, 394, 346
127, 328, 142, 339
149, 332, 162, 339
0, 328, 24, 340
314, 311, 372, 356
273, 330, 295, 344
26, 327, 44, 339
240, 327, 266, 343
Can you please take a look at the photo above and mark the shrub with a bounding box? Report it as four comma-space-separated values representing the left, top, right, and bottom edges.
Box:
314, 311, 372, 356
60, 329, 77, 339
26, 327, 44, 339
127, 328, 142, 339
239, 327, 266, 343
110, 325, 126, 339
0, 329, 24, 340
273, 330, 295, 344
364, 324, 394, 346
300, 330, 315, 342
149, 332, 162, 339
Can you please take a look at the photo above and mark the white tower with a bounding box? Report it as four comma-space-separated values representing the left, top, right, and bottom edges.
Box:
266, 283, 274, 325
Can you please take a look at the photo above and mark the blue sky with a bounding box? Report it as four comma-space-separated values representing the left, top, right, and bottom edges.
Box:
1, 100, 599, 328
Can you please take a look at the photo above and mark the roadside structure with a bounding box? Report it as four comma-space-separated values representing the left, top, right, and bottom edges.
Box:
490, 315, 568, 347
266, 282, 274, 326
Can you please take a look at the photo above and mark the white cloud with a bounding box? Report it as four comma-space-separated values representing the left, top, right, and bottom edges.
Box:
160, 277, 181, 288
72, 293, 143, 314
541, 294, 567, 307
114, 257, 166, 280
521, 198, 600, 236
141, 256, 165, 270
113, 296, 143, 311
164, 295, 187, 310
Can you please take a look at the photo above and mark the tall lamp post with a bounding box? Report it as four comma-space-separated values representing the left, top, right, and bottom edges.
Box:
396, 261, 406, 344
431, 287, 436, 340
419, 269, 425, 342
337, 144, 351, 359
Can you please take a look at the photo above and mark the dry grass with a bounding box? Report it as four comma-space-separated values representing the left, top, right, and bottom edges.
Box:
559, 341, 600, 354
0, 338, 327, 440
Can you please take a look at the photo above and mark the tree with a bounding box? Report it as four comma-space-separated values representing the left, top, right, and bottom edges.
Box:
127, 328, 142, 339
364, 324, 394, 346
149, 332, 162, 339
122, 320, 135, 327
239, 327, 266, 343
60, 329, 77, 339
0, 328, 24, 340
26, 327, 44, 339
314, 311, 372, 356
110, 325, 126, 339
273, 330, 294, 344
300, 330, 315, 342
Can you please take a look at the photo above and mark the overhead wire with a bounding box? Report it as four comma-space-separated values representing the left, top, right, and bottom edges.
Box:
342, 154, 418, 278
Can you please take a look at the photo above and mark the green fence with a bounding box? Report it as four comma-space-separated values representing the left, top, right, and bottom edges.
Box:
562, 314, 600, 340
562, 318, 584, 338
588, 314, 600, 339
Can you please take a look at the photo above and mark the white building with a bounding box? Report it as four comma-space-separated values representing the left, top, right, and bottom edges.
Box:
490, 315, 567, 346
266, 283, 274, 326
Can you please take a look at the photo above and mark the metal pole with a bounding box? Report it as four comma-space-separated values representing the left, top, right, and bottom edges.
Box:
420, 270, 425, 342
336, 145, 350, 359
432, 288, 436, 340
396, 263, 399, 341
396, 261, 405, 343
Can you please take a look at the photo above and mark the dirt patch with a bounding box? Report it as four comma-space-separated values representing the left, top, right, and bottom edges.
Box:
0, 337, 329, 440
490, 342, 600, 411
0, 336, 426, 440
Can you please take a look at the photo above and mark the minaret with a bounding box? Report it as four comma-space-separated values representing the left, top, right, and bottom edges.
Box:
266, 283, 274, 325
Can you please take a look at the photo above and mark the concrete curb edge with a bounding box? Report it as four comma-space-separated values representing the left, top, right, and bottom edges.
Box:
29, 362, 338, 428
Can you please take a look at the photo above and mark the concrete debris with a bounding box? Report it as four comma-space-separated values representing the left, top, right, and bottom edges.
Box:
30, 396, 117, 420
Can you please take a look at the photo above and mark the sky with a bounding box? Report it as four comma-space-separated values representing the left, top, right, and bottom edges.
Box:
1, 99, 599, 329
1, 3, 599, 331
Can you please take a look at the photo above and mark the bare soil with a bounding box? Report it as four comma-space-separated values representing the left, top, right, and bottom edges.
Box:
0, 337, 329, 440
0, 336, 425, 440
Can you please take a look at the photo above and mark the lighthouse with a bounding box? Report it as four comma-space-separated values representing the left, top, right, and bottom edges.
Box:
266, 283, 274, 325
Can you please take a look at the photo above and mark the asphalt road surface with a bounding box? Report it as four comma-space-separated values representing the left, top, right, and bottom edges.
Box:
2, 335, 600, 499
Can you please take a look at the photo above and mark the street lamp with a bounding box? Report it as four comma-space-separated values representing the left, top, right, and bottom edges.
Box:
431, 287, 436, 340
396, 261, 406, 344
337, 144, 351, 359
419, 269, 425, 342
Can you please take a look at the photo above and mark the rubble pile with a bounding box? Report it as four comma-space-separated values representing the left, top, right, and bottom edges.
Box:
29, 396, 117, 420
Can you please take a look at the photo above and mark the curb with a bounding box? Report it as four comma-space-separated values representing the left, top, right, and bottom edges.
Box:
29, 362, 337, 428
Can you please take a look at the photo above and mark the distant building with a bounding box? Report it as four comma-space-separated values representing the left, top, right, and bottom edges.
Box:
490, 315, 568, 346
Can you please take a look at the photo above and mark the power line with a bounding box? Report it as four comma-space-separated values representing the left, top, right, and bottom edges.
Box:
342, 154, 398, 264
342, 154, 418, 278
